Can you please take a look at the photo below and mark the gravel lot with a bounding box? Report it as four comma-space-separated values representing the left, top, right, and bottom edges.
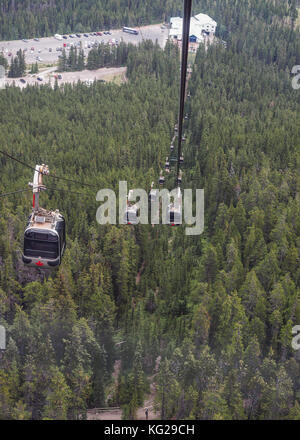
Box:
4, 66, 127, 88
0, 24, 168, 66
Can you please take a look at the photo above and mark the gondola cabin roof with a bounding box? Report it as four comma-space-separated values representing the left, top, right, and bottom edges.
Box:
26, 208, 64, 232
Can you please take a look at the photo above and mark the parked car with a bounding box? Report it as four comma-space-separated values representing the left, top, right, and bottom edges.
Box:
37, 77, 43, 81
57, 74, 62, 80
34, 38, 40, 41
84, 33, 89, 37
76, 33, 81, 38
63, 35, 68, 39
20, 78, 26, 83
96, 32, 102, 36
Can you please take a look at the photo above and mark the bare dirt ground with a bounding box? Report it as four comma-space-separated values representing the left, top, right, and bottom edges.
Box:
87, 407, 122, 420
87, 382, 159, 420
4, 66, 127, 88
54, 67, 127, 86
87, 359, 122, 420
87, 357, 161, 420
136, 375, 160, 420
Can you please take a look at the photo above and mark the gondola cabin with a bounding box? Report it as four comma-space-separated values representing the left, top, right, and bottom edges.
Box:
166, 188, 182, 226
159, 175, 165, 185
168, 208, 181, 225
177, 170, 183, 186
165, 158, 170, 171
22, 209, 66, 268
124, 205, 139, 225
149, 189, 158, 203
124, 190, 139, 225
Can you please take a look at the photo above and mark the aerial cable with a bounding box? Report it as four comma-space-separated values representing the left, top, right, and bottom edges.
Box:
46, 185, 91, 196
0, 188, 32, 198
176, 0, 192, 183
137, 18, 145, 43
0, 185, 92, 198
0, 149, 99, 189
0, 149, 38, 173
45, 173, 98, 189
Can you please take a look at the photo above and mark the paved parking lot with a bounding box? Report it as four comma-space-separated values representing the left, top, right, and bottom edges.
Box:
0, 24, 169, 66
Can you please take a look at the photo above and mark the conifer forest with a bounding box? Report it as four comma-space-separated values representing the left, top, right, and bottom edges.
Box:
0, 0, 300, 421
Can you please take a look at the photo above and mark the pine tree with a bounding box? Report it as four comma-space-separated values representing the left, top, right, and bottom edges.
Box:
42, 367, 71, 420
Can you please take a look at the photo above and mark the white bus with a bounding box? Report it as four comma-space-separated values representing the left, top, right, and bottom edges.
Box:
55, 34, 63, 40
122, 27, 139, 35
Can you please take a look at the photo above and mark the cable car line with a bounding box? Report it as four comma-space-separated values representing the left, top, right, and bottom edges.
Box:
46, 185, 91, 196
0, 188, 33, 198
151, 1, 192, 226
176, 0, 192, 183
1, 0, 194, 263
0, 185, 91, 199
137, 20, 145, 42
0, 149, 99, 189
0, 148, 38, 173
42, 173, 98, 189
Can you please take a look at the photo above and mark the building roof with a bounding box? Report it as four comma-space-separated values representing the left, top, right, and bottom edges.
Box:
194, 13, 217, 27
170, 17, 182, 28
169, 12, 216, 40
190, 17, 204, 40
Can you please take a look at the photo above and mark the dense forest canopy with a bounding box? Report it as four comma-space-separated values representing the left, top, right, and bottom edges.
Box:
0, 0, 300, 420
0, 0, 299, 40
